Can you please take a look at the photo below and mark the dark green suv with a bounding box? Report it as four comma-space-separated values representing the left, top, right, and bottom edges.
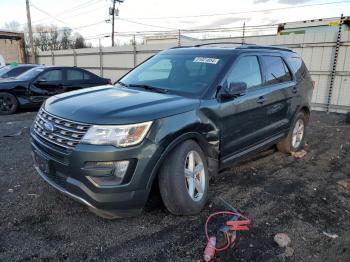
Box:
31, 44, 313, 218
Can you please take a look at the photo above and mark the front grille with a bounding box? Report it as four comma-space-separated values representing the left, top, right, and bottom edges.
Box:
33, 109, 90, 150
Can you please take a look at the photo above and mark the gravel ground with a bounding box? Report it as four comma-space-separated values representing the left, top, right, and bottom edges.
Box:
0, 110, 349, 262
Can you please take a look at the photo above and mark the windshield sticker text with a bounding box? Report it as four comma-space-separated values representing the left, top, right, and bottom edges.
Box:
193, 57, 220, 64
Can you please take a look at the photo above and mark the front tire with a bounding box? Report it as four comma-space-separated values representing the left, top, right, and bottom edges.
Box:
0, 92, 18, 115
158, 140, 209, 215
277, 112, 307, 153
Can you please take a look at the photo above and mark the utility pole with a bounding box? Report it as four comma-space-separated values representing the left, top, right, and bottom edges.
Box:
25, 0, 35, 63
111, 0, 124, 47
111, 0, 116, 46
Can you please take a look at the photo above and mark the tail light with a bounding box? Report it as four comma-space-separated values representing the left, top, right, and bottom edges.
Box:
108, 79, 112, 85
311, 80, 315, 90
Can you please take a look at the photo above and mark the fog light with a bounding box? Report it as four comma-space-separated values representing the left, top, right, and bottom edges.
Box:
111, 160, 129, 179
84, 160, 129, 187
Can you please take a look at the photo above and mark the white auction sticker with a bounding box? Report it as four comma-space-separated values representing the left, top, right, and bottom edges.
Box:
193, 57, 220, 64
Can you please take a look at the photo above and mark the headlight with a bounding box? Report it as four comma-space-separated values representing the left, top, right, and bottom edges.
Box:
81, 121, 152, 147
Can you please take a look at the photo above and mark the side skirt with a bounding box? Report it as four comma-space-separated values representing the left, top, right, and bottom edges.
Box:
219, 132, 286, 169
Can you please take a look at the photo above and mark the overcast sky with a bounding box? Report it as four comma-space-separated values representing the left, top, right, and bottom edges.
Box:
0, 0, 349, 45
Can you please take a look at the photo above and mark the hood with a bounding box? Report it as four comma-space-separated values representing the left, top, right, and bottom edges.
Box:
45, 85, 199, 124
0, 78, 28, 90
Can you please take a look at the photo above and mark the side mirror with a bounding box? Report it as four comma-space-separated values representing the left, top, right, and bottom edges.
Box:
219, 82, 247, 100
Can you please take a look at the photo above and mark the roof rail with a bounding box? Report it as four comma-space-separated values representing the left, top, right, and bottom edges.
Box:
238, 45, 294, 52
193, 42, 255, 47
169, 45, 193, 49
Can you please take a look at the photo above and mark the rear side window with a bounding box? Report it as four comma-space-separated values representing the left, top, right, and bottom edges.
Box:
67, 69, 84, 80
227, 56, 262, 88
287, 57, 308, 79
84, 72, 93, 80
262, 56, 292, 85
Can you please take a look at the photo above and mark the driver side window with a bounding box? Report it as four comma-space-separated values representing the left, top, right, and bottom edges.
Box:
227, 56, 262, 88
38, 70, 63, 81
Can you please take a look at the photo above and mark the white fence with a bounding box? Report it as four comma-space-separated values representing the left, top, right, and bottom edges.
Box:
37, 31, 350, 113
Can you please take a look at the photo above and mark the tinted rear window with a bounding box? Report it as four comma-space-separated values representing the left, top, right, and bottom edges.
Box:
67, 69, 84, 80
287, 57, 309, 79
262, 56, 292, 85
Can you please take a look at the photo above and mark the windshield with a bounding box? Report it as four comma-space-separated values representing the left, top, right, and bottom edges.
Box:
0, 66, 13, 77
16, 67, 45, 81
119, 54, 228, 97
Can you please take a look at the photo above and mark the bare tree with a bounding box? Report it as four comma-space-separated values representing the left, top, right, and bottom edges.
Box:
3, 21, 21, 32
60, 27, 72, 50
33, 25, 50, 51
48, 25, 60, 50
2, 20, 91, 52
71, 33, 91, 49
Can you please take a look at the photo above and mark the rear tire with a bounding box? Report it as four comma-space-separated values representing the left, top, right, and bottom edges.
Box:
277, 112, 307, 153
0, 92, 18, 115
158, 140, 209, 215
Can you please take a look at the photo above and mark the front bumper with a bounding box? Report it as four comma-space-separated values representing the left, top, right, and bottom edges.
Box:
31, 130, 162, 218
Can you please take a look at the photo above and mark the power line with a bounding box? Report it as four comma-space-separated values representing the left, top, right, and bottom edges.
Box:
85, 16, 324, 40
30, 3, 72, 27
30, 2, 108, 35
32, 0, 102, 24
118, 17, 178, 30
122, 0, 350, 20
33, 4, 109, 26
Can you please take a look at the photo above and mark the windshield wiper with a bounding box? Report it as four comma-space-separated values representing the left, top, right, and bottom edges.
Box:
126, 84, 169, 94
116, 81, 128, 87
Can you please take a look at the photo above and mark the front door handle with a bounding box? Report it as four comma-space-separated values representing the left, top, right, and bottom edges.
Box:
292, 87, 298, 93
257, 96, 266, 104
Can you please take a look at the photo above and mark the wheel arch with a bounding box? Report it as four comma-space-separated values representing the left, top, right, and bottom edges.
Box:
300, 105, 311, 123
145, 132, 219, 193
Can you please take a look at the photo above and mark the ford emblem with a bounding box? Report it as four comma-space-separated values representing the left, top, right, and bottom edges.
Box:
43, 122, 55, 133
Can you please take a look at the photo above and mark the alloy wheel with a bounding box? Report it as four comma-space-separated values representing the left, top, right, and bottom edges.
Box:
292, 119, 304, 148
0, 94, 15, 113
184, 150, 206, 202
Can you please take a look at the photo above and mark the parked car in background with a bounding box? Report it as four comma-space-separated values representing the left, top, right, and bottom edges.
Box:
0, 66, 112, 114
30, 44, 313, 218
0, 64, 40, 79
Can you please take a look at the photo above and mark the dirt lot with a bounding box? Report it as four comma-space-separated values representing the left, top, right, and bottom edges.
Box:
0, 110, 349, 262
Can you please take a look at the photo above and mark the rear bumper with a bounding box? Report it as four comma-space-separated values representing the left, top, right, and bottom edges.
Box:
30, 130, 162, 218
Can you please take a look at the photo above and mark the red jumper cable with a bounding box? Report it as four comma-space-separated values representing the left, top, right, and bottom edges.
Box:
203, 199, 251, 261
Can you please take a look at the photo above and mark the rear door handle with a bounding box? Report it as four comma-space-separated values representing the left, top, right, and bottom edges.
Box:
292, 87, 298, 93
257, 96, 266, 104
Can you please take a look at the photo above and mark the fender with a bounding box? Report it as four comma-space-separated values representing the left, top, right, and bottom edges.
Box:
146, 131, 219, 192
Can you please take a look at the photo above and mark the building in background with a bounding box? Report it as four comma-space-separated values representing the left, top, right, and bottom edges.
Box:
278, 16, 350, 35
0, 31, 25, 64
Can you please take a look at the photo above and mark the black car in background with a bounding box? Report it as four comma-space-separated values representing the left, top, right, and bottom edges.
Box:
0, 64, 40, 79
0, 66, 112, 114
